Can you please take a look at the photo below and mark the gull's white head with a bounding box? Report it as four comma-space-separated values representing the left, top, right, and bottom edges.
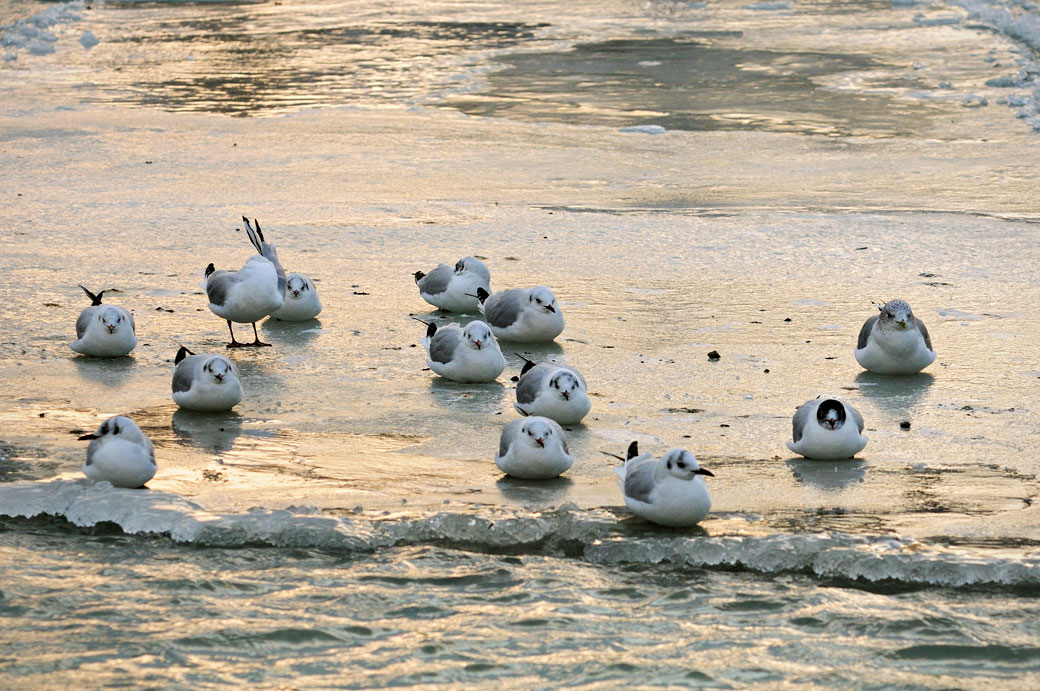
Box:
549, 370, 582, 401
79, 415, 147, 445
527, 286, 557, 314
286, 274, 311, 299
877, 299, 915, 330
462, 321, 494, 351
98, 306, 129, 335
520, 418, 556, 449
815, 398, 847, 431
661, 448, 713, 481
202, 356, 236, 385
455, 256, 490, 281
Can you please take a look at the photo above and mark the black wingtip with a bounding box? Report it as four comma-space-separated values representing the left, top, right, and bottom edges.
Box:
204, 263, 215, 278
79, 285, 103, 306
174, 346, 195, 364
413, 271, 425, 284
476, 287, 490, 304
78, 433, 99, 441
626, 441, 639, 460
520, 359, 536, 377
254, 218, 264, 242
426, 322, 437, 339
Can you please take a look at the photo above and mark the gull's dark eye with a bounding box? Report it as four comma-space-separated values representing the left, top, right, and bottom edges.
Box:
667, 461, 672, 469
101, 423, 109, 435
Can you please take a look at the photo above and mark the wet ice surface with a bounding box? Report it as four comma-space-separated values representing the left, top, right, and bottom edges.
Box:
1, 105, 1038, 549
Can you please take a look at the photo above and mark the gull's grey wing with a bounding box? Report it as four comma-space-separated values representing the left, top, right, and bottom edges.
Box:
428, 327, 462, 365
206, 271, 236, 307
623, 457, 659, 504
791, 399, 814, 443
171, 357, 198, 393
75, 307, 94, 340
856, 316, 878, 350
515, 363, 553, 404
846, 403, 865, 434
917, 320, 933, 351
498, 419, 525, 458
484, 289, 525, 329
417, 264, 453, 296
84, 437, 102, 466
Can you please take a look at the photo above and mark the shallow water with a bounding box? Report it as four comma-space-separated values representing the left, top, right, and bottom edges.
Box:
2, 0, 1040, 686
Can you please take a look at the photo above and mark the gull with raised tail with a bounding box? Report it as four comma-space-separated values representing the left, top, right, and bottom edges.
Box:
513, 354, 591, 425
609, 442, 713, 527
171, 346, 243, 412
70, 285, 136, 357
205, 216, 286, 347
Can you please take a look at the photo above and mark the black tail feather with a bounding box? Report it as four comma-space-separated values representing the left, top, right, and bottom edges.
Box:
174, 346, 195, 364
79, 285, 104, 306
513, 352, 536, 376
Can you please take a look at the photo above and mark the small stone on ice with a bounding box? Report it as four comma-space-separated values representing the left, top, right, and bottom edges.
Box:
707, 350, 721, 361
900, 421, 911, 429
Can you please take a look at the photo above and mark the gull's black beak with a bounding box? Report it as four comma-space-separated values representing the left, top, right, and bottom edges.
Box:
78, 433, 99, 441
544, 304, 556, 313
695, 468, 714, 477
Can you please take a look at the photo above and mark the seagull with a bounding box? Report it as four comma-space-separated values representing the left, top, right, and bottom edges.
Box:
78, 415, 156, 488
513, 354, 591, 425
414, 256, 491, 313
171, 346, 243, 411
205, 216, 286, 347
270, 273, 322, 321
786, 395, 868, 460
476, 286, 564, 343
70, 285, 136, 357
418, 319, 505, 382
494, 416, 573, 479
609, 442, 713, 527
854, 299, 935, 374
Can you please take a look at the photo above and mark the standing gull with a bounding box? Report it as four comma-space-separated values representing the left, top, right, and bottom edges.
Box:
270, 272, 322, 321
495, 417, 573, 479
419, 319, 505, 383
79, 415, 156, 488
854, 299, 935, 374
610, 442, 713, 527
205, 216, 286, 347
476, 286, 564, 343
171, 346, 243, 412
414, 256, 491, 313
786, 395, 868, 460
70, 285, 136, 357
513, 355, 591, 425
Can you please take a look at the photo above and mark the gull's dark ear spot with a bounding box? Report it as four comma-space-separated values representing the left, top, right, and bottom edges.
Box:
113, 423, 120, 435
626, 441, 639, 460
667, 460, 672, 469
